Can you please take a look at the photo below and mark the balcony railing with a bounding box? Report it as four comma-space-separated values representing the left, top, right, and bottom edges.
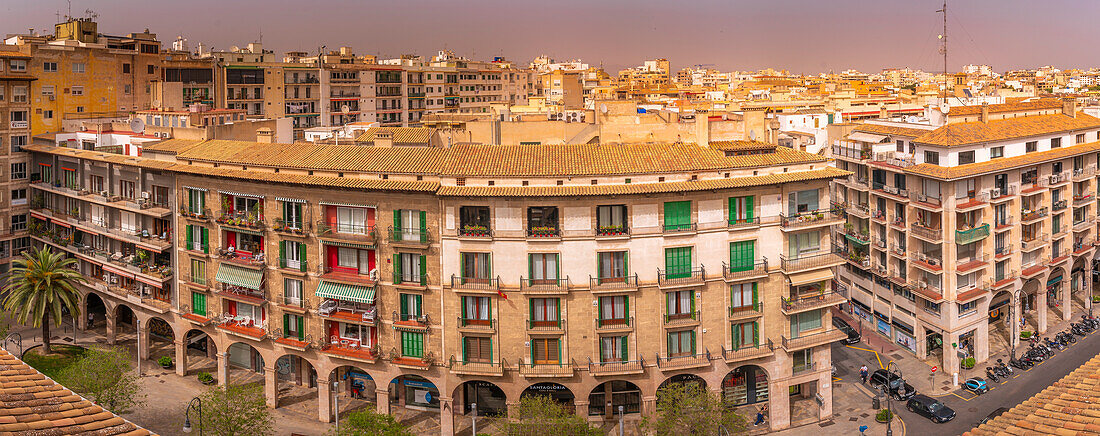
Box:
1053, 200, 1068, 212
596, 225, 630, 236
722, 340, 774, 363
449, 275, 500, 292
596, 316, 632, 329
448, 356, 505, 377
589, 274, 638, 291
526, 225, 561, 238
909, 193, 943, 209
781, 291, 846, 314
872, 182, 909, 199
527, 318, 564, 331
316, 220, 376, 240
663, 310, 700, 326
1072, 166, 1096, 181
657, 266, 705, 287
458, 224, 492, 238
655, 350, 711, 371
1021, 234, 1049, 251
588, 357, 645, 376
662, 222, 697, 234
457, 317, 495, 330
272, 218, 308, 235
1074, 194, 1095, 207
911, 223, 943, 241
989, 185, 1017, 201
278, 257, 308, 271
956, 224, 990, 245
216, 212, 265, 230
722, 259, 767, 280
728, 302, 763, 319
1050, 172, 1070, 185
780, 209, 842, 228
780, 250, 844, 273
781, 329, 847, 351
520, 277, 570, 293
388, 226, 430, 244
518, 358, 575, 377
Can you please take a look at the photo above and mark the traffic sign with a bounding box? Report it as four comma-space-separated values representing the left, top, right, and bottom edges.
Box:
931, 365, 938, 373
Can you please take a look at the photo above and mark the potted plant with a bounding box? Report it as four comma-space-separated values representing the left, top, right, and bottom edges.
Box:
1021, 330, 1033, 340
158, 356, 173, 369
961, 357, 975, 370
844, 222, 854, 233
875, 409, 893, 423
197, 372, 215, 385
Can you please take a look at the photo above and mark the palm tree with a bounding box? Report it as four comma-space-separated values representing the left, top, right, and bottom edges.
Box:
2, 247, 85, 354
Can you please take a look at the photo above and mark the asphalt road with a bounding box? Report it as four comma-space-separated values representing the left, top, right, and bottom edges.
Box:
899, 324, 1100, 435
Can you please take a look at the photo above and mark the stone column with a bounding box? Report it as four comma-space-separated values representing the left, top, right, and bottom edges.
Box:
641, 395, 656, 417
505, 401, 519, 420
105, 314, 117, 345
317, 379, 332, 423
1011, 293, 1022, 356
574, 399, 589, 417
1063, 276, 1073, 321
439, 396, 455, 436
914, 320, 927, 359
264, 366, 277, 408
206, 337, 216, 359
217, 352, 229, 386
974, 322, 990, 365
943, 330, 960, 386
134, 318, 146, 376
296, 357, 306, 386
1086, 268, 1094, 313
175, 339, 187, 377
1037, 284, 1049, 334
817, 369, 833, 420
376, 388, 390, 415
768, 380, 791, 431
76, 307, 87, 330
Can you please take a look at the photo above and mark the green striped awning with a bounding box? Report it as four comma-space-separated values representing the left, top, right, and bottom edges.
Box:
215, 264, 264, 290
316, 280, 375, 304
321, 240, 375, 250
229, 227, 264, 236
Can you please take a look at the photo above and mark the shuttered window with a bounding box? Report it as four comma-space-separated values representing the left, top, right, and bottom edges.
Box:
532, 338, 561, 365
664, 246, 692, 278
663, 201, 692, 231
401, 331, 424, 357
730, 240, 755, 271
462, 336, 492, 363
729, 196, 754, 223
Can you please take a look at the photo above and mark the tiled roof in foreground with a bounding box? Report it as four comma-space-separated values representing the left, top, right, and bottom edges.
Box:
906, 140, 1100, 180
965, 351, 1100, 436
852, 123, 934, 138
0, 346, 153, 435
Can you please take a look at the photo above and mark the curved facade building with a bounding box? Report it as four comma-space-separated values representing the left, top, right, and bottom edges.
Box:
24, 138, 848, 433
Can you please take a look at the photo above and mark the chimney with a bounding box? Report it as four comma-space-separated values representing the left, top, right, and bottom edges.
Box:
979, 102, 989, 123
694, 111, 710, 146
374, 130, 393, 148
256, 127, 273, 143
1063, 98, 1077, 118
878, 105, 887, 119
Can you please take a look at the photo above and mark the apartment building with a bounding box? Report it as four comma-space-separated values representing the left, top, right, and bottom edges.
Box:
831, 98, 1100, 377
0, 50, 34, 272
22, 136, 848, 434
3, 18, 162, 135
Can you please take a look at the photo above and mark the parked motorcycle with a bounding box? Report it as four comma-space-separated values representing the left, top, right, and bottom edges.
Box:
996, 358, 1012, 375
985, 367, 1000, 383
1009, 356, 1031, 370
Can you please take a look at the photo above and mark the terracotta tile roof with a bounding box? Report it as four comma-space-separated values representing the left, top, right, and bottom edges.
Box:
965, 351, 1100, 436
906, 140, 1100, 180
21, 144, 176, 171
141, 139, 204, 154
437, 167, 849, 197
708, 140, 778, 152
169, 164, 439, 193
353, 127, 437, 144
174, 140, 448, 174
0, 346, 153, 435
913, 113, 1100, 147
948, 98, 1062, 116
0, 52, 31, 59
853, 123, 935, 138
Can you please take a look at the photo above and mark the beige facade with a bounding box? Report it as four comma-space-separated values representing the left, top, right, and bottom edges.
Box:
0, 50, 35, 272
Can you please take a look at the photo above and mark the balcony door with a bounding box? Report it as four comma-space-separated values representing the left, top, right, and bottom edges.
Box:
532, 338, 561, 365
789, 309, 822, 338
529, 253, 559, 285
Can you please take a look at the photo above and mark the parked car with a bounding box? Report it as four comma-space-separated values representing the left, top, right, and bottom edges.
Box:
832, 317, 861, 344
977, 407, 1009, 426
963, 377, 989, 394
907, 394, 956, 423
869, 369, 916, 400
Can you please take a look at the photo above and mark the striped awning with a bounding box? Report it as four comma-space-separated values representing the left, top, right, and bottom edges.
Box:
228, 227, 264, 237
215, 264, 264, 290
102, 265, 135, 279
30, 211, 49, 221
183, 186, 208, 192
275, 197, 306, 203
218, 190, 264, 199
316, 280, 375, 304
321, 240, 375, 250
319, 201, 376, 209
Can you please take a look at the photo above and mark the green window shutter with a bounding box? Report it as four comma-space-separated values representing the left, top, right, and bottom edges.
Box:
299, 243, 307, 272
393, 254, 401, 282
624, 296, 630, 322
201, 227, 209, 253
393, 209, 402, 240
419, 255, 427, 285
462, 337, 468, 362
555, 298, 561, 324
529, 299, 535, 322
557, 339, 562, 366
419, 210, 427, 243
199, 192, 205, 211
690, 330, 696, 354
489, 337, 493, 362
665, 248, 673, 272
752, 282, 759, 309
746, 196, 754, 220
279, 241, 286, 263
528, 253, 533, 283
620, 336, 628, 362
733, 324, 741, 349
186, 225, 193, 249
689, 291, 695, 314
597, 297, 603, 323
624, 251, 629, 275
728, 197, 736, 223
296, 316, 304, 340
283, 313, 289, 336
487, 253, 492, 277
415, 295, 422, 316
753, 321, 759, 346
554, 254, 560, 281
400, 294, 409, 316
596, 253, 601, 278
665, 292, 670, 315
667, 333, 673, 356
461, 296, 467, 319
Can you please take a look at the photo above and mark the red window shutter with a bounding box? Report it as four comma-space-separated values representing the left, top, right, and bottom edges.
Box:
226, 195, 235, 214
325, 206, 337, 226
228, 301, 237, 316
368, 249, 376, 271
328, 322, 338, 341
226, 231, 237, 248
327, 246, 338, 268
366, 208, 376, 228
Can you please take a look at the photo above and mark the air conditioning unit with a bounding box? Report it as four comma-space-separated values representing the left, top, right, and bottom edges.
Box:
140, 191, 150, 199
990, 188, 1001, 197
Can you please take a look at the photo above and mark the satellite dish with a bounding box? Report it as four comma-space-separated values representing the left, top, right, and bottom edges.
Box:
749, 129, 757, 141
600, 104, 608, 114
940, 104, 950, 114
341, 105, 350, 115
130, 119, 145, 134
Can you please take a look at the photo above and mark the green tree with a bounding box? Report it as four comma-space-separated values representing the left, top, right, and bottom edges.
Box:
330, 409, 414, 436
58, 346, 145, 413
195, 384, 275, 436
505, 394, 602, 436
642, 382, 747, 436
2, 247, 85, 354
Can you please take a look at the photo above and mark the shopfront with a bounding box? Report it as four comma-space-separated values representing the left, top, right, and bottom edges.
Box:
892, 319, 916, 352
394, 376, 439, 410
873, 311, 891, 337
851, 299, 872, 324
722, 365, 770, 406
521, 382, 575, 410
460, 381, 507, 416
1047, 274, 1064, 308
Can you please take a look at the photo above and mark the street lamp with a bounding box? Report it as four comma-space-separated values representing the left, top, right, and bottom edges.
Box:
618, 405, 624, 436
182, 397, 202, 435
885, 361, 902, 436
471, 402, 477, 435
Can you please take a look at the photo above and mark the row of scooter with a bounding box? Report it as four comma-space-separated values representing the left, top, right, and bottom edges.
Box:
985, 314, 1099, 383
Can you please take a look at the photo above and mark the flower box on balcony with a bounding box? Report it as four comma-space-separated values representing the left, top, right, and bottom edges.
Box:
460, 225, 490, 237
529, 226, 558, 237
596, 225, 626, 236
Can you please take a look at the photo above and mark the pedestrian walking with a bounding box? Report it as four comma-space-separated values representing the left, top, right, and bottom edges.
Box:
859, 364, 868, 384
753, 405, 768, 426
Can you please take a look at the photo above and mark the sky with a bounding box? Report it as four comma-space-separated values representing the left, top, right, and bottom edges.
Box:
2, 0, 1098, 74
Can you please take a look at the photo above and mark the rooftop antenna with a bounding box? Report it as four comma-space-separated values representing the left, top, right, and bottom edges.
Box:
937, 0, 947, 103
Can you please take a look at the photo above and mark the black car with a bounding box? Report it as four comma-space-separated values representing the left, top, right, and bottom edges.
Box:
977, 407, 1009, 426
832, 317, 860, 344
869, 369, 916, 400
907, 394, 956, 423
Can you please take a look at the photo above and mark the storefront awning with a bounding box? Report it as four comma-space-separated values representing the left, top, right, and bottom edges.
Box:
316, 280, 375, 304
788, 268, 834, 286
215, 263, 264, 290
847, 132, 887, 143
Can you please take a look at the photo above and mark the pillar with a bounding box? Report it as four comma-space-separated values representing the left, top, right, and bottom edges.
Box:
768, 380, 791, 431
943, 330, 959, 386
974, 322, 989, 365
1011, 293, 1022, 356
439, 396, 455, 436
206, 337, 216, 359
641, 395, 656, 417
264, 366, 277, 408
376, 388, 390, 415
296, 357, 306, 386
174, 339, 187, 377
505, 401, 519, 420
574, 399, 589, 417
817, 369, 833, 420
1037, 285, 1049, 334
1062, 276, 1072, 321
136, 320, 150, 360
105, 314, 116, 345
318, 379, 332, 423
1087, 269, 1094, 313
914, 319, 927, 359
217, 352, 229, 387
76, 308, 87, 330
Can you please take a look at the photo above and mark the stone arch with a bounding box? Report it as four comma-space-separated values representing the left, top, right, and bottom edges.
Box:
388, 374, 441, 411
84, 292, 107, 331
143, 316, 176, 364
222, 340, 267, 386
520, 382, 575, 412
721, 364, 770, 406
587, 380, 642, 419
179, 328, 217, 376
658, 373, 707, 392
452, 379, 507, 416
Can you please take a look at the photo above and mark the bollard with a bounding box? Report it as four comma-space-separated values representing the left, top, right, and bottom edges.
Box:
872, 396, 880, 409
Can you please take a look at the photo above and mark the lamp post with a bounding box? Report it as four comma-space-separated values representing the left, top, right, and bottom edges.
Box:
618, 405, 624, 436
333, 381, 340, 433
182, 397, 202, 435
471, 402, 477, 435
885, 361, 902, 436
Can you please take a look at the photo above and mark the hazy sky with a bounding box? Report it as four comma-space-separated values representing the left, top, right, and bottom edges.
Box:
3, 0, 1098, 74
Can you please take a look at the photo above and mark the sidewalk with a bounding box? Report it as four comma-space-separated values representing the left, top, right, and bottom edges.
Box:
766, 376, 905, 436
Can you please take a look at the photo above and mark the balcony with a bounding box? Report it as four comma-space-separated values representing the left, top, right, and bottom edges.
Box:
588, 358, 645, 376
215, 316, 268, 341
1053, 200, 1068, 212
729, 302, 763, 321
1022, 260, 1049, 279
870, 209, 886, 223
9, 120, 29, 129
272, 332, 312, 351
995, 245, 1013, 259
663, 310, 700, 327
844, 229, 871, 245
1073, 166, 1096, 181
845, 253, 870, 270
1021, 179, 1049, 195
1050, 172, 1071, 186
388, 226, 430, 247
909, 281, 944, 302
780, 209, 844, 230
518, 359, 575, 378
520, 277, 570, 294
781, 329, 847, 352
392, 312, 431, 331
448, 356, 505, 377
832, 144, 871, 161
272, 219, 309, 236
527, 318, 565, 333
1074, 216, 1096, 232
450, 275, 500, 293
722, 259, 768, 281
990, 271, 1019, 289
595, 316, 632, 333
889, 243, 906, 258
526, 225, 562, 239
1075, 240, 1096, 255
588, 274, 639, 293
457, 317, 495, 332
956, 254, 989, 273
723, 340, 774, 364
657, 266, 705, 288
317, 300, 376, 324
216, 285, 267, 306
30, 182, 172, 218
780, 291, 846, 315
216, 212, 265, 231
910, 193, 943, 211
911, 223, 944, 243
662, 222, 697, 235
457, 225, 492, 239
956, 224, 990, 245
1074, 194, 1095, 207
596, 225, 631, 237
320, 343, 378, 364
843, 175, 871, 190
318, 266, 377, 287
780, 251, 845, 273
995, 217, 1014, 231
989, 185, 1017, 202
655, 350, 711, 371
847, 203, 870, 218
181, 208, 213, 223
1021, 234, 1049, 252
278, 257, 308, 273
873, 238, 887, 251
1051, 249, 1070, 265
872, 183, 910, 201
316, 221, 376, 244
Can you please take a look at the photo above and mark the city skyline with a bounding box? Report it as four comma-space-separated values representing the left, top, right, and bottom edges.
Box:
3, 0, 1100, 74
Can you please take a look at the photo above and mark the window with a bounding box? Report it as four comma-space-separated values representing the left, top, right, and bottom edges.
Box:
530, 298, 560, 327
600, 336, 627, 362
596, 205, 627, 234
729, 196, 755, 224
667, 330, 695, 356
399, 294, 422, 320
527, 206, 559, 234
10, 214, 25, 231
401, 331, 424, 357
280, 240, 305, 271
790, 309, 823, 337
788, 231, 821, 257
10, 60, 26, 72
729, 240, 755, 271
10, 163, 25, 180
336, 247, 372, 274
40, 85, 53, 96
792, 349, 813, 372
396, 252, 424, 284
71, 62, 85, 73
1026, 141, 1037, 152
597, 251, 628, 282
12, 86, 26, 103
731, 282, 758, 311
284, 314, 303, 340
76, 106, 84, 113
283, 278, 302, 306
666, 290, 694, 318
991, 146, 1004, 159
958, 301, 977, 316
923, 299, 941, 315
394, 209, 425, 242
10, 189, 25, 206
598, 295, 629, 324
460, 252, 491, 280
663, 246, 692, 278
335, 206, 368, 233
733, 321, 759, 349
186, 188, 205, 214
191, 292, 206, 316
1052, 137, 1062, 149
461, 296, 491, 324
71, 86, 84, 96
42, 62, 57, 72
147, 65, 155, 75
462, 336, 492, 363
190, 259, 205, 285
43, 110, 53, 119
924, 150, 940, 164
532, 338, 561, 365
1077, 133, 1086, 144
958, 151, 975, 164
663, 201, 692, 231
120, 180, 135, 199
528, 253, 559, 284
788, 189, 820, 215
